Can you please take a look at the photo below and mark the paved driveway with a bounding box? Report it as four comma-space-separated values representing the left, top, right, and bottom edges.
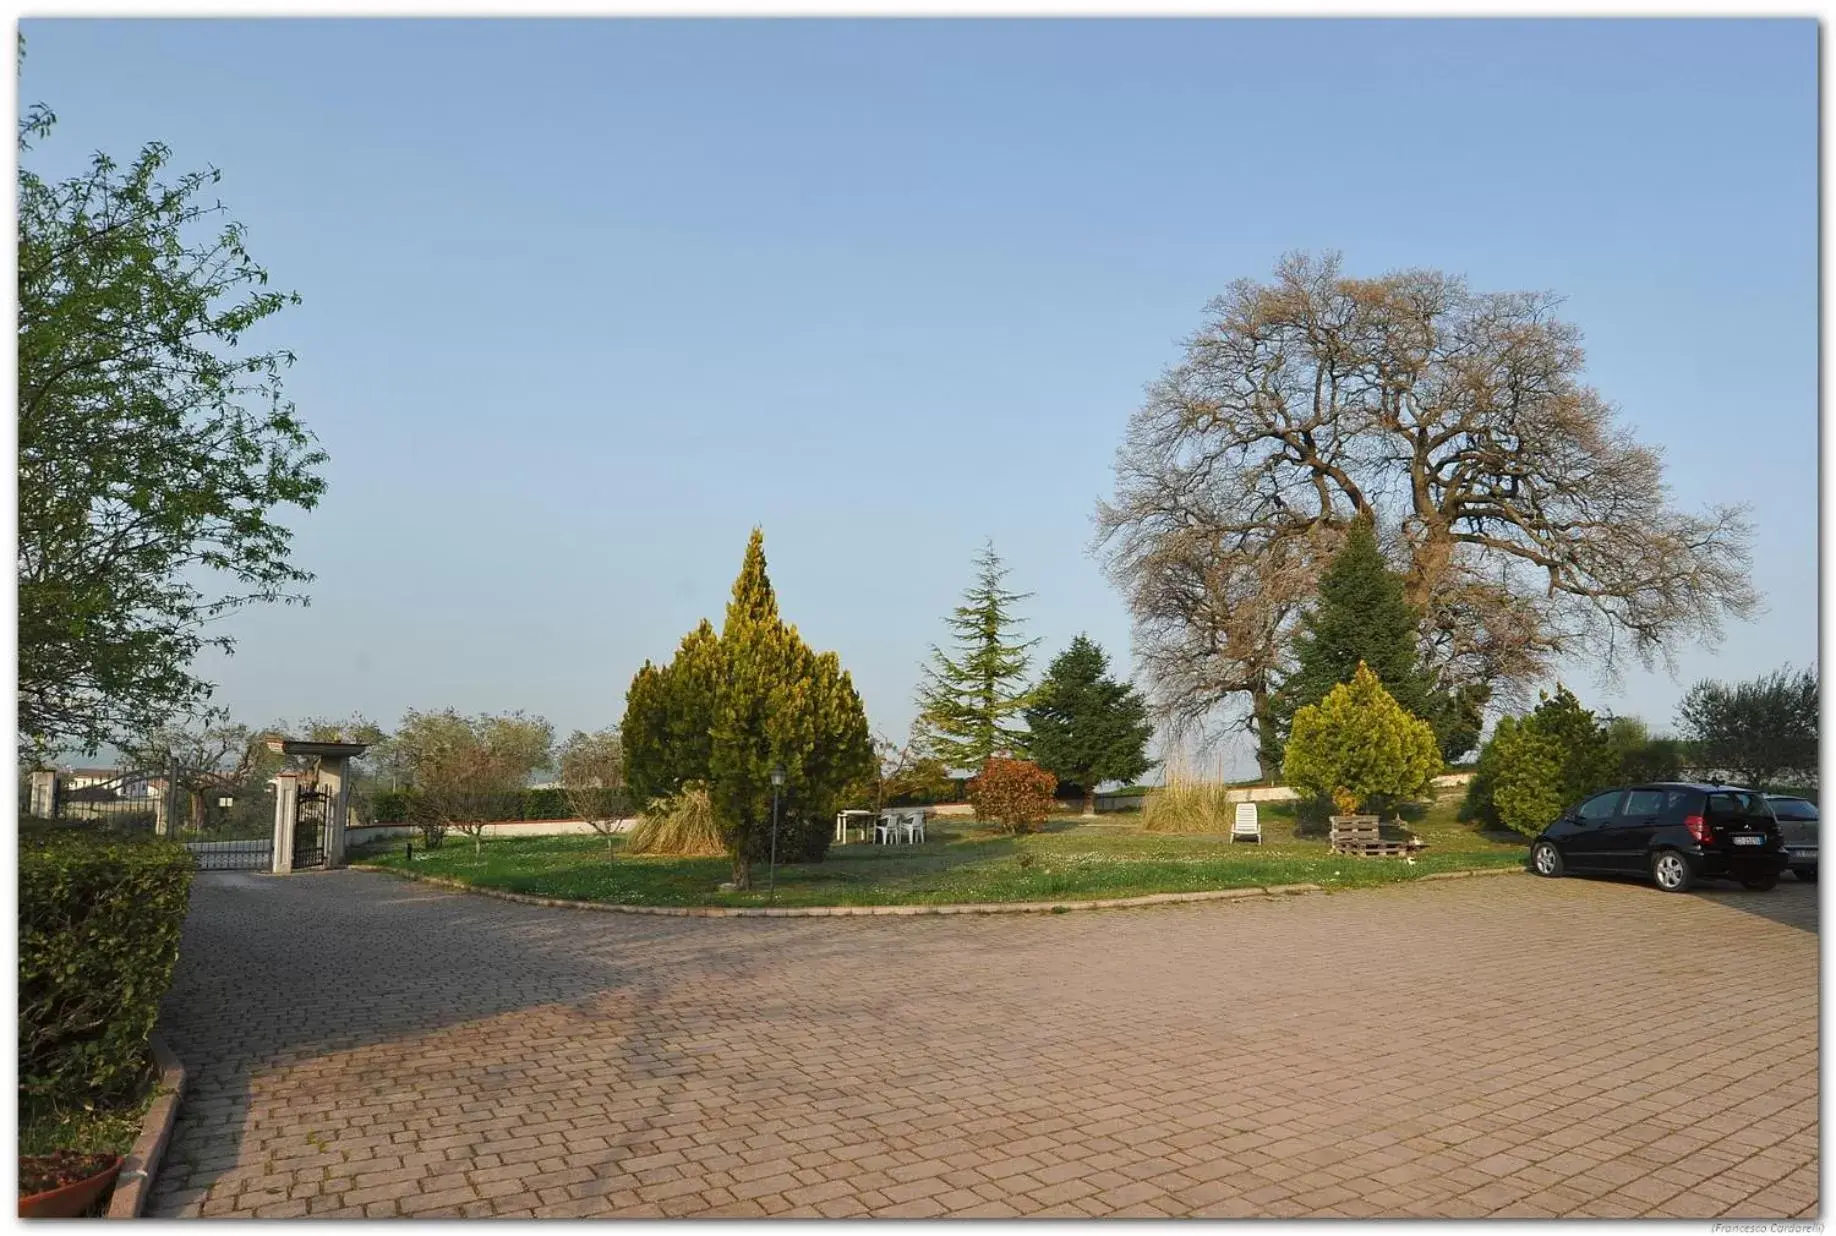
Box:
147, 869, 1817, 1218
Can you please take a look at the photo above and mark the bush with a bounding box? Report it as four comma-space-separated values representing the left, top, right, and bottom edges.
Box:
1488, 721, 1567, 837
1463, 687, 1622, 835
1282, 664, 1440, 818
20, 832, 195, 1111
967, 757, 1057, 835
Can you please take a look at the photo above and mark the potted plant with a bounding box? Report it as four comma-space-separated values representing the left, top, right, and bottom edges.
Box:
18, 1151, 123, 1219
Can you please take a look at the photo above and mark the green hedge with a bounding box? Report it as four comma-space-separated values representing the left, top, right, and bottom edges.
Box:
20, 831, 195, 1109
370, 787, 629, 824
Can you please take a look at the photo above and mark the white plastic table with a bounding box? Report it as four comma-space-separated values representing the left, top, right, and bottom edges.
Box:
834, 810, 874, 844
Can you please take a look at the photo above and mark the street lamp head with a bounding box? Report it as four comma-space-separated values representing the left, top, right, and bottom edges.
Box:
770, 764, 786, 788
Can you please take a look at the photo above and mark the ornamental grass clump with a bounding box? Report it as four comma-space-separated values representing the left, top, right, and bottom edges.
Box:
625, 783, 727, 857
1139, 752, 1235, 833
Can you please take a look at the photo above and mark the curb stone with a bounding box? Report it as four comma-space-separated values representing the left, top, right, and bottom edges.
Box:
105, 1032, 185, 1219
346, 864, 1524, 918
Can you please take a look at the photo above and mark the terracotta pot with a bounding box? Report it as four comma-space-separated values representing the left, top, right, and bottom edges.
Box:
18, 1154, 122, 1219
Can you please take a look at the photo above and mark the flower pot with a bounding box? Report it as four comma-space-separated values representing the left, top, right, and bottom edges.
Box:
18, 1153, 122, 1219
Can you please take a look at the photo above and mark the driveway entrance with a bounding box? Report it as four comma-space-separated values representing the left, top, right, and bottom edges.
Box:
147, 871, 1817, 1218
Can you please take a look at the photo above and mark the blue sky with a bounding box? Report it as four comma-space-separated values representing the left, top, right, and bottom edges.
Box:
20, 18, 1817, 774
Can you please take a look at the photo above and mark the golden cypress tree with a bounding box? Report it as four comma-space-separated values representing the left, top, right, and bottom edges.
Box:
708, 528, 873, 888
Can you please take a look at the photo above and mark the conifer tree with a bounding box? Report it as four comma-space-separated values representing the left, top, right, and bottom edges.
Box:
1273, 516, 1482, 764
1024, 635, 1155, 816
916, 541, 1039, 770
621, 619, 720, 806
707, 529, 873, 888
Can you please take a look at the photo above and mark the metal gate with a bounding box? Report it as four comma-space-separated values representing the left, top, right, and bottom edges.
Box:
50, 768, 167, 833
293, 787, 328, 870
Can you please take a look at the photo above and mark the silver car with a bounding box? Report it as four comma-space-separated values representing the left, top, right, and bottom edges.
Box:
1766, 795, 1819, 882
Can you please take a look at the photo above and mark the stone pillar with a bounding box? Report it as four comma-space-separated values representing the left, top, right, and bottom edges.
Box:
153, 794, 169, 838
319, 757, 351, 869
272, 773, 300, 875
28, 769, 57, 819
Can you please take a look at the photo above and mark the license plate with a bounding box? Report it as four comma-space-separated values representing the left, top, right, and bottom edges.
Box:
1733, 834, 1764, 846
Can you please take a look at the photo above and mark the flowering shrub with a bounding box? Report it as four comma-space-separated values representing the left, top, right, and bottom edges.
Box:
967, 757, 1058, 835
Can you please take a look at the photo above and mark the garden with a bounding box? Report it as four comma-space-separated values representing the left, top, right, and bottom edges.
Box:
355, 794, 1527, 910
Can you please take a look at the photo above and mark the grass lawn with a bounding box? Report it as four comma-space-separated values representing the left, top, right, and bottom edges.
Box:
354, 797, 1528, 909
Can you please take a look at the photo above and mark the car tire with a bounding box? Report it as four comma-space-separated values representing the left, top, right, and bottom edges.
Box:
1650, 849, 1693, 893
1530, 841, 1564, 878
1740, 873, 1780, 892
1796, 867, 1818, 883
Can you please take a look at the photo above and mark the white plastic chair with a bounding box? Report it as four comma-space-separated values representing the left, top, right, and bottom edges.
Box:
1231, 801, 1262, 844
876, 809, 902, 845
901, 809, 927, 845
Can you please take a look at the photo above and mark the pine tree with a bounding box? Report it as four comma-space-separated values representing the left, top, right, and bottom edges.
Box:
1273, 516, 1483, 762
707, 528, 874, 888
1023, 635, 1156, 816
916, 541, 1039, 770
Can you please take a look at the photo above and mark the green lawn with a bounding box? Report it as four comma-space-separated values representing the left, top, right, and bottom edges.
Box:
354, 797, 1528, 909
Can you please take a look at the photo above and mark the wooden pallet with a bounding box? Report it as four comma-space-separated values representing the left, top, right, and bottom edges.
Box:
1329, 815, 1428, 859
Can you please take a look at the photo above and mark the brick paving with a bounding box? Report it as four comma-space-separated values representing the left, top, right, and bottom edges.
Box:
147, 868, 1818, 1218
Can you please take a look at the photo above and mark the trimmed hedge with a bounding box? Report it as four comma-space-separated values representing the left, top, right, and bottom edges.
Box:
370, 787, 630, 825
20, 830, 195, 1108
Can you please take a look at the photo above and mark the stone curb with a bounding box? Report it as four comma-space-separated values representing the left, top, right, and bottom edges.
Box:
348, 863, 1525, 918
105, 1032, 185, 1219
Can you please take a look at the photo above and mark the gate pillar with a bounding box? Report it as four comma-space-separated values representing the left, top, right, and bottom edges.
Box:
272, 773, 300, 875
28, 769, 57, 819
318, 757, 353, 869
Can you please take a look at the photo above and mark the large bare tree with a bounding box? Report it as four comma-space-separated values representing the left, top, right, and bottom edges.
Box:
1098, 253, 1757, 777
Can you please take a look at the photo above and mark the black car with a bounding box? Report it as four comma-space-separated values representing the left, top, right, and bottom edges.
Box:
1528, 782, 1788, 893
1765, 794, 1819, 882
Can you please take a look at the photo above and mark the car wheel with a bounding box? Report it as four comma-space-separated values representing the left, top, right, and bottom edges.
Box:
1796, 867, 1818, 883
1651, 849, 1693, 893
1741, 873, 1780, 892
1530, 841, 1564, 878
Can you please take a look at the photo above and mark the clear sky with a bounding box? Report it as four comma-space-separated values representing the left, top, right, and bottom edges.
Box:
20, 18, 1817, 774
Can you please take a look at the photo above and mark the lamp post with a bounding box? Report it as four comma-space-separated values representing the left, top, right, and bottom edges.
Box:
768, 764, 786, 905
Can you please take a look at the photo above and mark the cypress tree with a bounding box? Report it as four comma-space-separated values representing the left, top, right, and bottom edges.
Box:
916, 541, 1039, 770
1023, 635, 1156, 816
707, 528, 873, 888
620, 619, 720, 806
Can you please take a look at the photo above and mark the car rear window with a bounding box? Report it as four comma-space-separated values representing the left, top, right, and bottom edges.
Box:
1770, 799, 1820, 822
1707, 791, 1773, 825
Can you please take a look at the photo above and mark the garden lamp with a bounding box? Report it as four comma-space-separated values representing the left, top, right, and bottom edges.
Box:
768, 764, 787, 904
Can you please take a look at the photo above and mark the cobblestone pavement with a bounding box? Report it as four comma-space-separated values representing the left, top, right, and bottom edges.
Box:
147, 869, 1818, 1218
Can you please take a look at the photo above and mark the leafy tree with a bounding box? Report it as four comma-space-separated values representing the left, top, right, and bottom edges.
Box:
1023, 635, 1155, 816
557, 728, 625, 854
857, 725, 957, 812
17, 96, 325, 758
966, 757, 1058, 835
707, 529, 874, 888
392, 708, 554, 848
1603, 715, 1685, 785
916, 541, 1039, 770
1100, 253, 1756, 774
1677, 666, 1819, 788
123, 708, 272, 832
1460, 685, 1618, 833
1272, 515, 1482, 765
621, 620, 720, 806
1281, 664, 1441, 819
408, 722, 527, 857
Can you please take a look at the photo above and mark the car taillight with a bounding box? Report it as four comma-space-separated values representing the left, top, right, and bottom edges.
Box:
1685, 814, 1712, 845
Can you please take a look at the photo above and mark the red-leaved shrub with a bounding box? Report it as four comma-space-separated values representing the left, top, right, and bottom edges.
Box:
967, 757, 1057, 835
